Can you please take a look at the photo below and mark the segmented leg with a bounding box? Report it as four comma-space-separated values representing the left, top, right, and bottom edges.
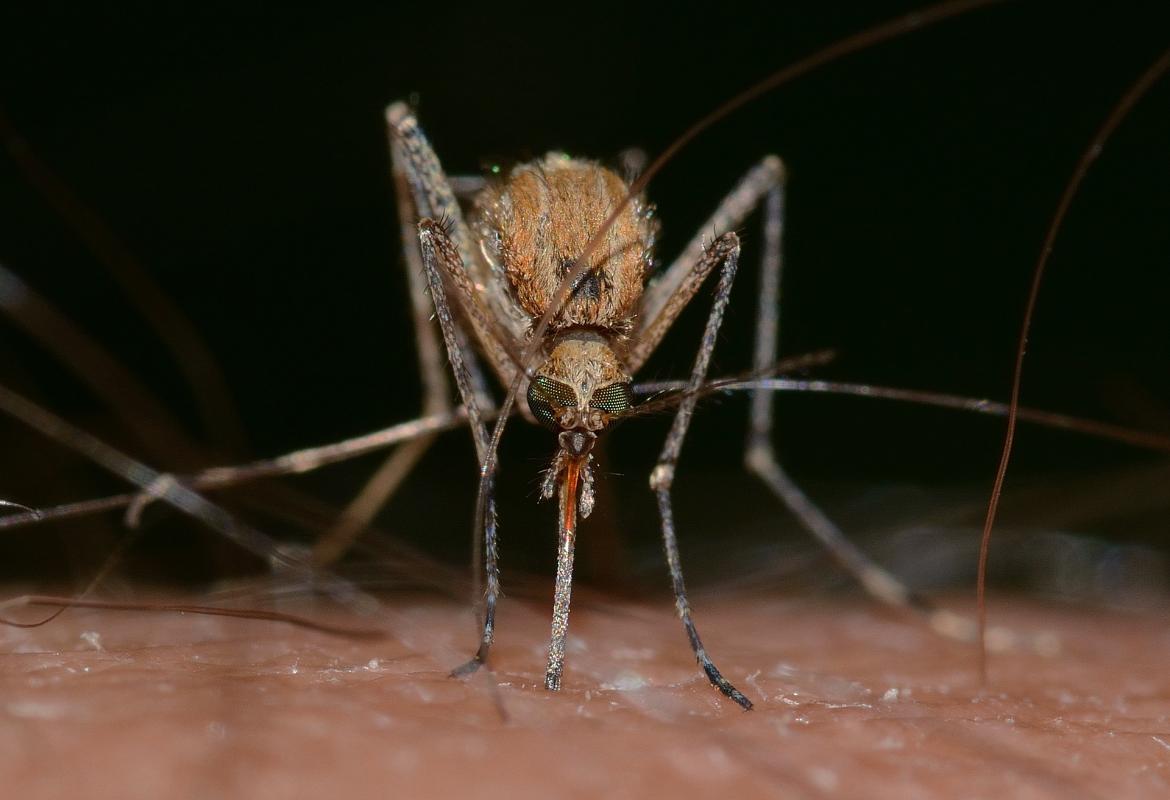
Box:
627, 157, 784, 372
310, 125, 465, 566
383, 102, 523, 387
348, 104, 517, 677
742, 173, 977, 641
413, 219, 505, 676
0, 408, 479, 534
0, 384, 376, 610
648, 233, 753, 710
636, 157, 963, 638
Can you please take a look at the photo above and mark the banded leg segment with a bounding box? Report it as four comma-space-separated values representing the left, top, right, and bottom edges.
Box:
648, 233, 753, 710
628, 156, 785, 372
311, 127, 458, 566
384, 102, 522, 387
416, 219, 504, 675
383, 103, 519, 674
742, 171, 975, 641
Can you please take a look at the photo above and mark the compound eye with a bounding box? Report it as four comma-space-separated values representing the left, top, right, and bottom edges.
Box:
527, 376, 577, 430
589, 381, 634, 416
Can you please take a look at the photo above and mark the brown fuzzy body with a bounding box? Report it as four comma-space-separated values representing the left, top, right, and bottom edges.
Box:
473, 154, 656, 339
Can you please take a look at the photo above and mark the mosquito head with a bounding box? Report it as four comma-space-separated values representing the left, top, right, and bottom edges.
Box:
526, 331, 634, 438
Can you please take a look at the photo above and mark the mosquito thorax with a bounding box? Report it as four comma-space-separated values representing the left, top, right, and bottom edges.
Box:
526, 331, 634, 433
473, 153, 657, 334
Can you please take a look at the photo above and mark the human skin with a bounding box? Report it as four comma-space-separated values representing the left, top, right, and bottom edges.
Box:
2, 588, 1167, 800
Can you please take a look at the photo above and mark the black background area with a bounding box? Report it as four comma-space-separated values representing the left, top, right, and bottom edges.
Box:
0, 2, 1168, 588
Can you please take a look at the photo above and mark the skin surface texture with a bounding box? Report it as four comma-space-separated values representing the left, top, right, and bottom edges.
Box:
2, 589, 1168, 800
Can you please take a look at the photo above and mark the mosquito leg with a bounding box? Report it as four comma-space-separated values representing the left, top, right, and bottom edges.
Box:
406, 205, 533, 675
309, 124, 463, 566
742, 173, 977, 642
0, 408, 486, 535
649, 233, 752, 710
450, 470, 500, 676
635, 153, 983, 640
0, 383, 379, 611
389, 135, 460, 419
384, 103, 522, 387
311, 439, 431, 566
627, 156, 785, 372
413, 218, 504, 677
310, 119, 504, 566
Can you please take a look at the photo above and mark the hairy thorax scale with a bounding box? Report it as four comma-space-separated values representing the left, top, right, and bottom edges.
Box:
473, 154, 657, 425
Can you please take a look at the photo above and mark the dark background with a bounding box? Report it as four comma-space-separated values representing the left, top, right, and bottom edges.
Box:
0, 2, 1168, 598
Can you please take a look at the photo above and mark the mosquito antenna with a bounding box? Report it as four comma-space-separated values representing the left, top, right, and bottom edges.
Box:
640, 376, 1170, 455
472, 0, 1008, 594
15, 355, 1170, 541
976, 46, 1170, 684
622, 350, 838, 421
11, 358, 1170, 542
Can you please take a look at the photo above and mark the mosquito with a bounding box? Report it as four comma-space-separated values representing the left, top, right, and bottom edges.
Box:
381, 20, 1170, 708
381, 43, 977, 707
2, 0, 1167, 713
